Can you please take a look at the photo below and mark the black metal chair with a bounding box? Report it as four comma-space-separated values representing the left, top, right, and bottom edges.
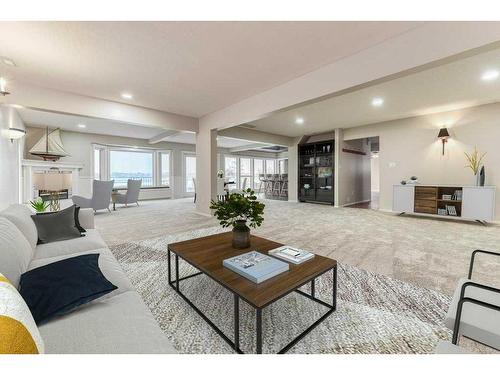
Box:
437, 249, 500, 353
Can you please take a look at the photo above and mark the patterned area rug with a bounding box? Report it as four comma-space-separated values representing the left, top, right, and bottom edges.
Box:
109, 227, 451, 354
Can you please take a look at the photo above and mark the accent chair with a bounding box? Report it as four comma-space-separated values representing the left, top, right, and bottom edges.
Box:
72, 180, 114, 213
113, 179, 142, 207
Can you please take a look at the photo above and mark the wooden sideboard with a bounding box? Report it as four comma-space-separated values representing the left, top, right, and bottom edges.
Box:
393, 184, 496, 223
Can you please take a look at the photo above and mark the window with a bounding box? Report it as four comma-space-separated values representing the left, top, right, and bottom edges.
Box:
278, 159, 288, 175
93, 148, 101, 180
160, 152, 170, 186
239, 158, 252, 189
184, 154, 196, 193
253, 159, 264, 188
109, 149, 154, 187
265, 159, 276, 175
225, 156, 237, 184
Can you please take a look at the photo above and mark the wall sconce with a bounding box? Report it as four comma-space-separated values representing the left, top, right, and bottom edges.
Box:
5, 127, 26, 143
438, 127, 450, 155
0, 77, 10, 96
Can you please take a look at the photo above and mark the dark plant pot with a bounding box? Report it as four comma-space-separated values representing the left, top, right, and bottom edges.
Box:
232, 220, 250, 249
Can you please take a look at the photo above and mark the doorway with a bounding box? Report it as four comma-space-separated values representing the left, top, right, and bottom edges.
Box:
344, 136, 379, 210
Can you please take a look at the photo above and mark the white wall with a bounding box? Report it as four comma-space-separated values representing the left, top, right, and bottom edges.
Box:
0, 106, 25, 210
343, 101, 500, 218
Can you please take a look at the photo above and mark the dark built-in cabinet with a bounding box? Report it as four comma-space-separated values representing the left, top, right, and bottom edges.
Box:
298, 141, 334, 204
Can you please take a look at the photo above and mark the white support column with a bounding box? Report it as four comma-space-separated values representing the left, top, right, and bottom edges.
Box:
195, 126, 217, 215
334, 128, 343, 208
287, 138, 302, 202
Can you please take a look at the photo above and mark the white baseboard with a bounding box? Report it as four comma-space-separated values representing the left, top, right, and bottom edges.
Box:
343, 199, 371, 207
194, 211, 213, 218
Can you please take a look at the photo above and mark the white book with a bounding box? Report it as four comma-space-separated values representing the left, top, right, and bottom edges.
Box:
268, 246, 315, 264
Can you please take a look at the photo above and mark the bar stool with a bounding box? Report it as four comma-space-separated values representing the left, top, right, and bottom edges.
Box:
272, 174, 281, 196
280, 174, 288, 197
257, 174, 266, 195
264, 174, 273, 196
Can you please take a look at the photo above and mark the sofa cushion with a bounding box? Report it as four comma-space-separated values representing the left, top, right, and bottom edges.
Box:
39, 291, 177, 354
0, 204, 38, 250
28, 248, 134, 302
445, 278, 500, 350
0, 273, 45, 354
20, 254, 118, 324
31, 205, 83, 244
34, 229, 107, 259
0, 218, 33, 288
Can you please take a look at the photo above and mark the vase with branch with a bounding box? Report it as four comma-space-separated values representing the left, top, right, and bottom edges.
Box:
209, 188, 265, 249
464, 146, 486, 186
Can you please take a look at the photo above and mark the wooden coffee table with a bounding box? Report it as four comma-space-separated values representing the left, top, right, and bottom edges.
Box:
167, 232, 337, 354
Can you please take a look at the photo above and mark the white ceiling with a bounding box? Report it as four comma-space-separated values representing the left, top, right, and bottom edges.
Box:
17, 107, 261, 149
0, 21, 422, 117
247, 47, 500, 137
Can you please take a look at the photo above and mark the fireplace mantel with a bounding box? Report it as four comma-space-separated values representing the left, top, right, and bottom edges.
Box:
21, 159, 84, 203
22, 159, 84, 170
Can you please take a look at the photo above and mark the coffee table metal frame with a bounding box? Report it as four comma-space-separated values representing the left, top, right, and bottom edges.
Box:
167, 249, 337, 354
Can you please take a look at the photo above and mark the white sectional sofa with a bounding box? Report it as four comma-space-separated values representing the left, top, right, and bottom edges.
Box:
0, 204, 176, 354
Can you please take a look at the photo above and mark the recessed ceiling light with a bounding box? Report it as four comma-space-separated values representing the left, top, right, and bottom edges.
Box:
295, 117, 304, 125
121, 92, 133, 100
371, 97, 384, 107
77, 124, 86, 129
481, 69, 499, 81
1, 57, 16, 67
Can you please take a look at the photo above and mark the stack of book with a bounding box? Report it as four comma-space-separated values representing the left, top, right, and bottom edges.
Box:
446, 205, 457, 216
223, 251, 289, 283
268, 246, 315, 264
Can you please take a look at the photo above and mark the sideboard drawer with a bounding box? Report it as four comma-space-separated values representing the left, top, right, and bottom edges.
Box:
414, 199, 437, 209
415, 186, 438, 200
414, 205, 437, 214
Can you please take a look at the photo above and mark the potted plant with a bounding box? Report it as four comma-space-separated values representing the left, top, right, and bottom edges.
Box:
209, 188, 265, 249
30, 197, 49, 213
464, 146, 486, 186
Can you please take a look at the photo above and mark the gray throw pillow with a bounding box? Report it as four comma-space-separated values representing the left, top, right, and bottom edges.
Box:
31, 205, 84, 244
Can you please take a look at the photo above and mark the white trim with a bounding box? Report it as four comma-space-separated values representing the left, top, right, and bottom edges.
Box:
194, 210, 212, 218
182, 151, 196, 196
343, 199, 371, 207
21, 159, 84, 169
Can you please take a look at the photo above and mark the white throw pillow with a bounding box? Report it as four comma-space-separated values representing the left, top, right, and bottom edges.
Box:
0, 272, 45, 354
0, 217, 33, 288
0, 204, 38, 250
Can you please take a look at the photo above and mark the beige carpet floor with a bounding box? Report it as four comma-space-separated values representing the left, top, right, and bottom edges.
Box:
96, 198, 500, 296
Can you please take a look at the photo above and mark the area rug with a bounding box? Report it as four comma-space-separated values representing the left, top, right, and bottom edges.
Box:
109, 227, 452, 354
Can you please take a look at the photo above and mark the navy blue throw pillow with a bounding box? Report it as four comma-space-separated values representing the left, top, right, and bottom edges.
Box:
19, 254, 117, 324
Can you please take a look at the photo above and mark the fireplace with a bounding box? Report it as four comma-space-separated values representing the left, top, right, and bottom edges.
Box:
21, 159, 83, 204
38, 189, 70, 201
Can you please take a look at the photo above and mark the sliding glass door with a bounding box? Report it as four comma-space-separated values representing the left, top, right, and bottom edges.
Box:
184, 153, 197, 193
